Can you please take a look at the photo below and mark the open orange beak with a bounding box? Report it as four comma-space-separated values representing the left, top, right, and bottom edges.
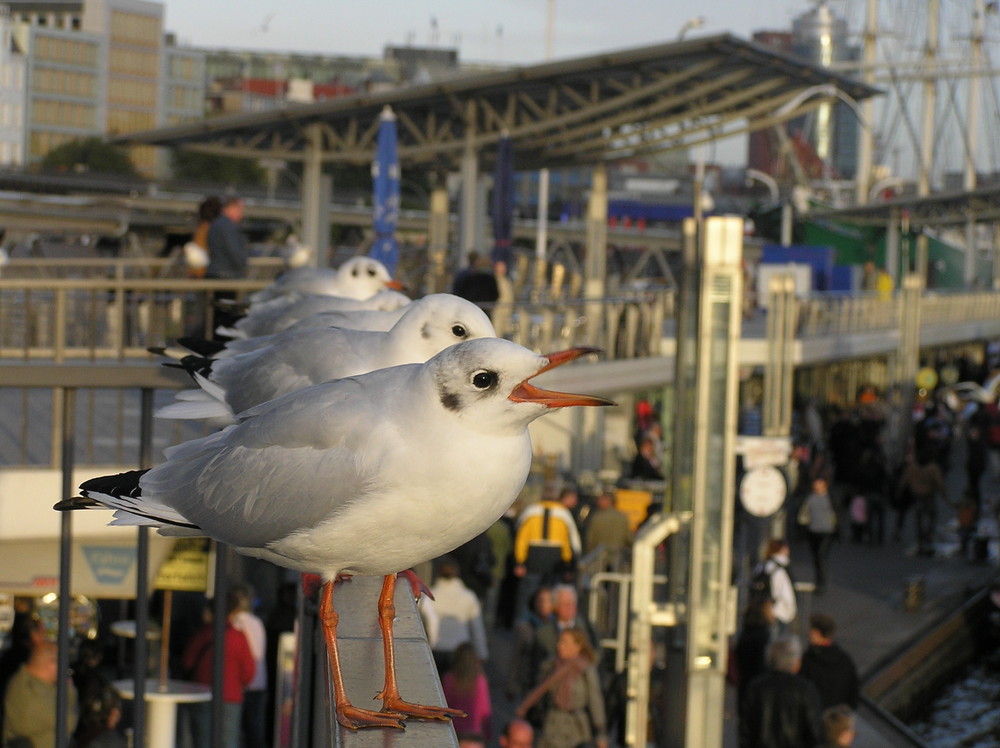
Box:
509, 347, 617, 408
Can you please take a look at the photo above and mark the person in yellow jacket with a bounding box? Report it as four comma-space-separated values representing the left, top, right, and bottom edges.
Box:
512, 485, 583, 620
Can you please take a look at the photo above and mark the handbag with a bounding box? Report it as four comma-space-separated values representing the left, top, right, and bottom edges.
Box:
797, 501, 811, 526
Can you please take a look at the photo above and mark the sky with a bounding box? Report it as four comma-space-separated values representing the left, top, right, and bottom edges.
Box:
162, 0, 808, 65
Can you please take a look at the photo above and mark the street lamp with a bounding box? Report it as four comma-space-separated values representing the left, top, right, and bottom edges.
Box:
677, 16, 705, 41
746, 169, 793, 246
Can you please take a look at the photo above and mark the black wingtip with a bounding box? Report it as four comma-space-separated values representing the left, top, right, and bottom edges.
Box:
79, 469, 148, 499
54, 496, 101, 511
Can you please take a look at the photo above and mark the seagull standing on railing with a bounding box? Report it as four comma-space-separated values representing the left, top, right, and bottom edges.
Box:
157, 294, 498, 423
217, 288, 412, 339
57, 338, 615, 729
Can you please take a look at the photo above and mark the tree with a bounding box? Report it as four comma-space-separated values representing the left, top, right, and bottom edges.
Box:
41, 137, 138, 176
170, 149, 265, 186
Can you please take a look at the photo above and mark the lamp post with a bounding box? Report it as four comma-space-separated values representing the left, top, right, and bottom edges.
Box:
746, 169, 792, 247
677, 16, 705, 41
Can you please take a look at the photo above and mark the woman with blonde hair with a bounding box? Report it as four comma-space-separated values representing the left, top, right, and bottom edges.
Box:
516, 627, 608, 748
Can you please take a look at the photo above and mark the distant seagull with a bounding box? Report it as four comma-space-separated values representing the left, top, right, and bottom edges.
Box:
218, 289, 411, 340
250, 257, 402, 304
158, 294, 498, 423
59, 338, 614, 729
260, 12, 275, 32
160, 303, 424, 363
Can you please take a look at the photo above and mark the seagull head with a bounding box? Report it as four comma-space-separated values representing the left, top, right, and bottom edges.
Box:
337, 257, 404, 298
427, 338, 615, 434
391, 293, 496, 356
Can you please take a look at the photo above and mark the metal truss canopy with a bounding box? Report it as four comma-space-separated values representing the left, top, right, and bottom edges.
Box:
811, 184, 1000, 227
116, 34, 877, 170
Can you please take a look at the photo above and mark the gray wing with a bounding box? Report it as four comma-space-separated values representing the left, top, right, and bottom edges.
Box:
143, 370, 417, 548
210, 327, 391, 413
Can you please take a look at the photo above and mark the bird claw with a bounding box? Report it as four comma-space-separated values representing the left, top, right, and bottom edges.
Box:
335, 704, 405, 730
377, 694, 467, 722
397, 569, 433, 601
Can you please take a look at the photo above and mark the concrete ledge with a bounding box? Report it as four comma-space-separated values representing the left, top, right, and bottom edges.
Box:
307, 576, 459, 748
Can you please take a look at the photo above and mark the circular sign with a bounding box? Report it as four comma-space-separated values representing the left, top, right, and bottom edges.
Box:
915, 367, 938, 390
739, 466, 787, 518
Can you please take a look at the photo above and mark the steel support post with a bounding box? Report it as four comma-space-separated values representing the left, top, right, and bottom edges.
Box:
625, 513, 684, 748
56, 387, 76, 748
884, 207, 900, 281
895, 274, 923, 463
584, 164, 608, 345
683, 217, 742, 748
458, 100, 479, 272
301, 124, 324, 265
426, 183, 450, 293
639, 218, 742, 748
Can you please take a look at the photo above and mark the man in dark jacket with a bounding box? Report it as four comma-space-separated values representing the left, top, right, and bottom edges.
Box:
798, 612, 860, 709
206, 195, 248, 280
739, 634, 823, 748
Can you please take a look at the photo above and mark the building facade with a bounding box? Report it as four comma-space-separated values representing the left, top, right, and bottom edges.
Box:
0, 0, 202, 175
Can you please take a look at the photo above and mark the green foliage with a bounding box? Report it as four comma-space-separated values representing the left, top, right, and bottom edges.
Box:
41, 137, 137, 176
170, 149, 265, 186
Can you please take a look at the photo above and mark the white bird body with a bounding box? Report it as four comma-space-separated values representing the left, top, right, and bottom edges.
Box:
65, 338, 613, 730
222, 289, 410, 339
249, 257, 399, 304
212, 307, 411, 359
76, 338, 612, 580
158, 294, 496, 422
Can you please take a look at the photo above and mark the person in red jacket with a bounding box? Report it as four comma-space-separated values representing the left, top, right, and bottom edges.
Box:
182, 591, 255, 748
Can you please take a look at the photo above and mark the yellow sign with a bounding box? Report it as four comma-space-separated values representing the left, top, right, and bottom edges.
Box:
615, 489, 653, 532
915, 367, 938, 390
153, 538, 210, 592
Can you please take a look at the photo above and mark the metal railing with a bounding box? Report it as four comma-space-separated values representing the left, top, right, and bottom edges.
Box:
0, 274, 672, 363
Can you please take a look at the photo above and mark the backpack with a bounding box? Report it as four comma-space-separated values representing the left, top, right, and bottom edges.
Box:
748, 563, 773, 602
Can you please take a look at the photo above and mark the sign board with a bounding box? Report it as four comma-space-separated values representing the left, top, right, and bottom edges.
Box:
739, 466, 787, 517
615, 488, 654, 532
153, 538, 211, 592
0, 536, 175, 598
734, 435, 792, 470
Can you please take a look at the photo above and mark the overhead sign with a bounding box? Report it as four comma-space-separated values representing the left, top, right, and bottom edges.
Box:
153, 538, 210, 592
0, 536, 174, 598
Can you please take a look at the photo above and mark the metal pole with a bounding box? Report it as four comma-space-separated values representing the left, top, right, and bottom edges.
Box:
684, 217, 742, 748
964, 0, 985, 286
584, 163, 608, 345
458, 99, 479, 272
211, 546, 229, 748
132, 389, 155, 742
56, 387, 76, 748
301, 124, 323, 266
918, 0, 939, 196
855, 0, 878, 205
427, 181, 450, 293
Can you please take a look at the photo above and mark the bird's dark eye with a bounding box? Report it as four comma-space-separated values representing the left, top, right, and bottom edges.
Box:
452, 324, 468, 338
367, 268, 377, 277
351, 267, 359, 277
472, 370, 498, 389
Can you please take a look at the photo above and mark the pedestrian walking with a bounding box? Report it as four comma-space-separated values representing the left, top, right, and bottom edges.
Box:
798, 477, 838, 593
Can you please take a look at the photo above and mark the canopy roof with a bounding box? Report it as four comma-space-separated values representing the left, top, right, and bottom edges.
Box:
117, 34, 878, 171
811, 184, 1000, 227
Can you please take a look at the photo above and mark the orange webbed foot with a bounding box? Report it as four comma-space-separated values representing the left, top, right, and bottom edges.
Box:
335, 704, 406, 730
377, 692, 467, 722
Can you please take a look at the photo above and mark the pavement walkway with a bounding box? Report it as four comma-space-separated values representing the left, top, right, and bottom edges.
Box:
484, 442, 1000, 747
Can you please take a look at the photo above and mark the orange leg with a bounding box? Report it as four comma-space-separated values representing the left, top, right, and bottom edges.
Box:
374, 573, 468, 721
318, 580, 405, 730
